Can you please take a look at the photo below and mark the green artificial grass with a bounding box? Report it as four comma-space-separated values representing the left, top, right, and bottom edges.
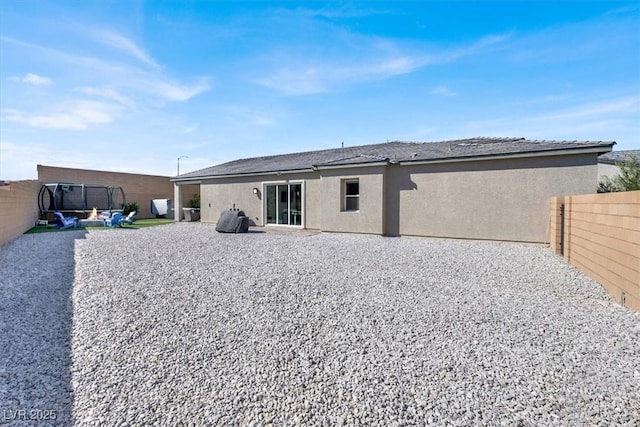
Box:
25, 218, 176, 234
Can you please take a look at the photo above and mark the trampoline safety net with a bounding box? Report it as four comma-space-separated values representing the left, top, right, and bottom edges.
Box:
38, 183, 125, 216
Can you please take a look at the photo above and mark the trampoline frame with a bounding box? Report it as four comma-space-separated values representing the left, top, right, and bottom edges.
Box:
38, 183, 126, 218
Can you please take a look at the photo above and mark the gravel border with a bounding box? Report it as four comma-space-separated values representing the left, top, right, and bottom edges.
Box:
1, 231, 80, 426
2, 223, 639, 425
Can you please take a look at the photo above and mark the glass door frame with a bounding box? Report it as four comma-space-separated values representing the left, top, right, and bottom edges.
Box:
262, 180, 305, 228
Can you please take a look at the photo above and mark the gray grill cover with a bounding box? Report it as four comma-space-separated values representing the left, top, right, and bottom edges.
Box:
216, 210, 249, 233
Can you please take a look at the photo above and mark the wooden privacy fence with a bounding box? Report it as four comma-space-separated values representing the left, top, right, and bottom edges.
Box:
549, 191, 640, 311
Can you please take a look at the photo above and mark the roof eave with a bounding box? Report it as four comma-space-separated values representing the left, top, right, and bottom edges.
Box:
397, 145, 614, 166
171, 168, 315, 182
313, 160, 390, 170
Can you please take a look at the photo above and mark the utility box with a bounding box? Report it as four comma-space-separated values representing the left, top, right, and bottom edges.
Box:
151, 199, 172, 218
182, 208, 201, 222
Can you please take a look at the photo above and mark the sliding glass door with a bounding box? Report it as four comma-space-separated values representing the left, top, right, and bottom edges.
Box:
265, 182, 302, 226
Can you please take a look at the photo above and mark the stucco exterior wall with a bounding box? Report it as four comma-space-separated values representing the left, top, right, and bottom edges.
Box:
598, 163, 620, 181
303, 178, 322, 230
198, 172, 321, 228
174, 184, 200, 220
389, 154, 599, 242
319, 166, 386, 235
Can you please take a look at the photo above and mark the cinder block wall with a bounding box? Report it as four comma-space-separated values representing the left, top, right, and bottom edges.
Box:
550, 191, 640, 311
0, 180, 40, 246
38, 165, 173, 219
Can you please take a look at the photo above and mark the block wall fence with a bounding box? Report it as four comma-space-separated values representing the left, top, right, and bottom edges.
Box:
550, 191, 640, 311
38, 165, 174, 219
0, 166, 183, 246
0, 180, 41, 247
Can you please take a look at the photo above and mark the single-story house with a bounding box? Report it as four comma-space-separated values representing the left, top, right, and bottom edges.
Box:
172, 137, 613, 242
597, 149, 640, 182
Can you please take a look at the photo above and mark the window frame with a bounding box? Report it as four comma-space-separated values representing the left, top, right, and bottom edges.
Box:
262, 180, 305, 228
342, 178, 360, 212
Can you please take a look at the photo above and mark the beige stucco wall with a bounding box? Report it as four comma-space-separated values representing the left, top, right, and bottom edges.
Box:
174, 183, 200, 220
389, 154, 599, 242
190, 166, 387, 234
598, 163, 620, 181
180, 153, 600, 241
197, 172, 321, 228
319, 166, 386, 235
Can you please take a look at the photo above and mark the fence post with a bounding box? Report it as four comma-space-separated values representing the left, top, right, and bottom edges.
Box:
563, 197, 571, 262
559, 203, 565, 256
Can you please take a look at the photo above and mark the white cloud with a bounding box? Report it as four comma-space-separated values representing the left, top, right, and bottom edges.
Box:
3, 100, 121, 130
256, 55, 424, 95
2, 36, 129, 74
524, 96, 639, 123
143, 78, 211, 101
0, 140, 90, 180
462, 95, 640, 144
221, 105, 278, 128
530, 95, 569, 104
460, 33, 512, 55
3, 35, 211, 104
90, 29, 160, 69
257, 68, 325, 95
0, 138, 213, 180
20, 73, 52, 85
431, 86, 455, 97
373, 56, 420, 75
299, 5, 391, 19
506, 16, 638, 65
0, 141, 47, 180
255, 32, 511, 95
78, 87, 135, 108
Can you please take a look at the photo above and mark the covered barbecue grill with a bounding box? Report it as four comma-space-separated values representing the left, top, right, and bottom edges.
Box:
216, 210, 249, 233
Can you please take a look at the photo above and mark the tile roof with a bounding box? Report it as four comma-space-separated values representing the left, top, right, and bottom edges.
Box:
175, 137, 614, 180
598, 149, 640, 165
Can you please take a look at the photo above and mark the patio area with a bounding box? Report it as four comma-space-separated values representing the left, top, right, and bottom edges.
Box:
1, 222, 639, 425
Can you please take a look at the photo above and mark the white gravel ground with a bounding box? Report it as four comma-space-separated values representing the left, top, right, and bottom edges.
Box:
1, 222, 639, 425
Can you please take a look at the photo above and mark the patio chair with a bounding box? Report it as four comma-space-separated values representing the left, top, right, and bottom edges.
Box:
104, 212, 124, 228
53, 211, 78, 229
122, 211, 137, 224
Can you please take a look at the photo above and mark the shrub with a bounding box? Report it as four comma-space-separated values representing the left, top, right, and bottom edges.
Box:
123, 202, 139, 215
597, 154, 640, 193
189, 193, 200, 209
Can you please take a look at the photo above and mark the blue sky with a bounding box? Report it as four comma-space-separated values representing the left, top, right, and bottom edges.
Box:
1, 1, 639, 180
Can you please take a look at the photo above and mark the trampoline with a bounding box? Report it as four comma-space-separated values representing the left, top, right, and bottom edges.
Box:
38, 183, 126, 219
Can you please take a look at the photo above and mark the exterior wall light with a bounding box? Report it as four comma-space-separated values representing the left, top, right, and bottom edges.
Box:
252, 187, 259, 194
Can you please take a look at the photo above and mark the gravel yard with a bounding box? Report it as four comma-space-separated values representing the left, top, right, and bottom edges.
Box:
1, 222, 639, 425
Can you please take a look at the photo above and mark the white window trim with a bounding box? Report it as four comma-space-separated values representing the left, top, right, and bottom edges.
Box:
343, 179, 360, 212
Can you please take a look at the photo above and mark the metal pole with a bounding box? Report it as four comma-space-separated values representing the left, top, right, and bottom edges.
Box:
177, 156, 188, 176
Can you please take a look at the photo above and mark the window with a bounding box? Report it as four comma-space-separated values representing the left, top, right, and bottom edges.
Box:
343, 179, 359, 211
